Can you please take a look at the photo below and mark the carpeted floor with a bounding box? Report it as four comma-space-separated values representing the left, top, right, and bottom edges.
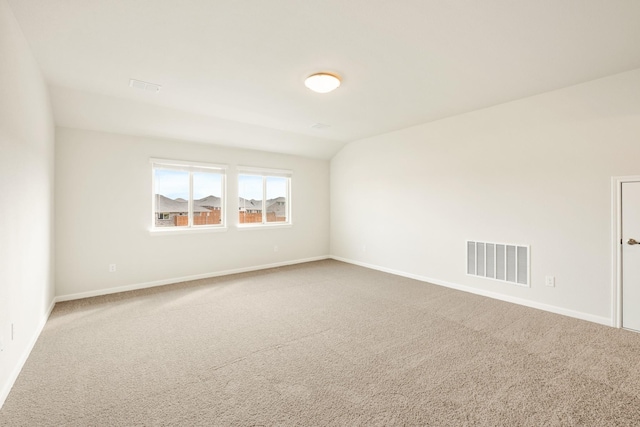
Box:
2, 259, 640, 426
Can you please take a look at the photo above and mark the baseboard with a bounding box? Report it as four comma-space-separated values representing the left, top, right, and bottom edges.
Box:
331, 256, 612, 327
55, 255, 331, 303
0, 298, 56, 410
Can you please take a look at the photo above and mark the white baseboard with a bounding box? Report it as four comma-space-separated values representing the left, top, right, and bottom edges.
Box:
0, 299, 56, 409
331, 256, 612, 327
55, 255, 331, 303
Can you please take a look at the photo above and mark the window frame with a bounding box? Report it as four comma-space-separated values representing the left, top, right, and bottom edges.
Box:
237, 166, 292, 228
150, 158, 227, 233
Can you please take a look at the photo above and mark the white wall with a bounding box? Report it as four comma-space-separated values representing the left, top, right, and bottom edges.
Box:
55, 128, 329, 298
331, 69, 640, 325
0, 0, 55, 407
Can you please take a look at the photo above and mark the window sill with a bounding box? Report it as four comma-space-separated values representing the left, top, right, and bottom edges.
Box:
236, 223, 292, 231
149, 226, 228, 236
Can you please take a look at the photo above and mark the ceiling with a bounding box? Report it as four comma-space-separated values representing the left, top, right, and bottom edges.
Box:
7, 0, 640, 159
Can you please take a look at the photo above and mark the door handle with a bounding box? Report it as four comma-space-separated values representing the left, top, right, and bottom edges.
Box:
628, 238, 640, 245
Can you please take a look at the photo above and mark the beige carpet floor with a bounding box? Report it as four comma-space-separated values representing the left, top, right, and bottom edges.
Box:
2, 260, 640, 426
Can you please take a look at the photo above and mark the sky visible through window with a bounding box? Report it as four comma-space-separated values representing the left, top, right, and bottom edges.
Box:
154, 169, 222, 199
266, 176, 287, 200
155, 169, 286, 200
239, 175, 262, 201
239, 175, 287, 200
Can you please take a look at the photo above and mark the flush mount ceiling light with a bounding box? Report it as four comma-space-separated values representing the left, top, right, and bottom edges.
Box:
304, 73, 341, 93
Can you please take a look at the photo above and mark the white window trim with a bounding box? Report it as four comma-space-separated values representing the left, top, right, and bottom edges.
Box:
149, 226, 228, 236
151, 157, 228, 172
236, 223, 292, 231
237, 165, 291, 177
237, 166, 292, 228
150, 158, 227, 232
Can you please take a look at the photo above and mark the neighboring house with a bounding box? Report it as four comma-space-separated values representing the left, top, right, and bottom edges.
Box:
266, 197, 287, 222
196, 195, 222, 211
238, 197, 261, 214
155, 194, 222, 226
239, 197, 287, 223
156, 195, 286, 226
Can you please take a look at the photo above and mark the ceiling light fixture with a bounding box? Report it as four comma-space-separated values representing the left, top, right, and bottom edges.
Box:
304, 73, 341, 94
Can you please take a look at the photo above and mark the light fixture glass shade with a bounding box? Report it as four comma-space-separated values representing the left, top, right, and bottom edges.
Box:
304, 73, 341, 93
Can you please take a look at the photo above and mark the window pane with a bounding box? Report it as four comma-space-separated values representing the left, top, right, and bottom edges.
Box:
193, 172, 223, 226
238, 174, 263, 224
266, 176, 288, 223
154, 168, 189, 227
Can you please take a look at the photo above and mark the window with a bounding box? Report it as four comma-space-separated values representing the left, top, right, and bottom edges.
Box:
151, 158, 226, 229
238, 168, 291, 226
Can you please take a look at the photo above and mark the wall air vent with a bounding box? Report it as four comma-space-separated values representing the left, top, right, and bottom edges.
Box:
129, 79, 162, 93
467, 241, 529, 287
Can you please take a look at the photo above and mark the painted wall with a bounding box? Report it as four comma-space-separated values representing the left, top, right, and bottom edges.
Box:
331, 69, 640, 325
0, 0, 55, 407
55, 128, 329, 298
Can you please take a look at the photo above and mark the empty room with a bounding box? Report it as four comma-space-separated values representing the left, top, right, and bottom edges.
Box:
2, 0, 640, 425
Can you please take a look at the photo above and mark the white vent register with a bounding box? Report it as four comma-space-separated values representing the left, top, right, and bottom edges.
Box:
467, 241, 529, 286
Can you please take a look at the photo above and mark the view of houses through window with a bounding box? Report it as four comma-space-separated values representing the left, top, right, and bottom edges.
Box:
153, 162, 224, 228
152, 161, 290, 229
238, 174, 289, 225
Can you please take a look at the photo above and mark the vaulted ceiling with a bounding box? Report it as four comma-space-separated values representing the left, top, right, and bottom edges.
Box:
8, 0, 640, 158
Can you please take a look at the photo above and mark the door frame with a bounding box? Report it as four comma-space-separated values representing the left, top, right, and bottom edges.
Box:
611, 175, 640, 328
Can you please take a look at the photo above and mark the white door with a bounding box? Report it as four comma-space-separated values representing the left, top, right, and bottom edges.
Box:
622, 181, 640, 331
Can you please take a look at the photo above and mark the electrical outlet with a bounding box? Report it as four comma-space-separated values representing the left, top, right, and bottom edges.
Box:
0, 335, 4, 352
109, 264, 116, 273
362, 244, 367, 253
274, 246, 279, 252
545, 276, 555, 287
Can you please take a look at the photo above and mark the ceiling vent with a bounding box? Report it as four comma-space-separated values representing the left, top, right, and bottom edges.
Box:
311, 123, 330, 130
129, 79, 161, 93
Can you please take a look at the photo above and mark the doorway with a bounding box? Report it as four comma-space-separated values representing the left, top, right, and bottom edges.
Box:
613, 176, 640, 330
